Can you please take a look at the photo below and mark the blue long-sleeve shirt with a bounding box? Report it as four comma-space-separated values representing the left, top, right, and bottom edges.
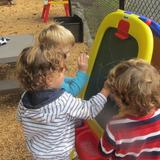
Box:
61, 70, 89, 96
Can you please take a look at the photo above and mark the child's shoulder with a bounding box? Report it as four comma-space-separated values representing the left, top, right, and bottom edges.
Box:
108, 115, 135, 126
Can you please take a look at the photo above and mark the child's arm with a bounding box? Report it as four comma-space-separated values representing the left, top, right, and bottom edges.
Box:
16, 102, 22, 122
64, 87, 110, 119
61, 53, 89, 96
16, 92, 26, 122
62, 71, 89, 96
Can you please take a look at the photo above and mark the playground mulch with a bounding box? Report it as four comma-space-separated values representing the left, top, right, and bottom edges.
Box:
0, 0, 88, 159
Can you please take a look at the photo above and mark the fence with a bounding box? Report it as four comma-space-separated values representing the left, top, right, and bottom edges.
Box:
71, 0, 160, 39
125, 0, 160, 23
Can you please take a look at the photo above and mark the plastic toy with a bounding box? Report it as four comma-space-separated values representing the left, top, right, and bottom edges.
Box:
41, 0, 70, 23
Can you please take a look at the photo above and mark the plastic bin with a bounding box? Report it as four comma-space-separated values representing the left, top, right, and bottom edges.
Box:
54, 15, 83, 42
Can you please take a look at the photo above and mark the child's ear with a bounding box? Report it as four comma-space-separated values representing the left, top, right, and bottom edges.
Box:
46, 75, 53, 86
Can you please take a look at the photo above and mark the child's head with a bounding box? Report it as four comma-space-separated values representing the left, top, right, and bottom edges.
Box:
38, 23, 75, 59
16, 46, 66, 91
106, 58, 160, 117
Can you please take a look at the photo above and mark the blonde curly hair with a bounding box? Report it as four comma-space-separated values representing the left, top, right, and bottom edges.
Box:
106, 58, 160, 117
38, 22, 75, 51
16, 46, 65, 91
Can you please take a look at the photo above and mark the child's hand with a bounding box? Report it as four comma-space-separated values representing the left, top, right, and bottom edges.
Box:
100, 79, 110, 97
78, 53, 89, 72
101, 87, 110, 97
103, 79, 109, 89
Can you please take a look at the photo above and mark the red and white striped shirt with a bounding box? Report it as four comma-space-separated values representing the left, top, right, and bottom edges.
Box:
100, 109, 160, 160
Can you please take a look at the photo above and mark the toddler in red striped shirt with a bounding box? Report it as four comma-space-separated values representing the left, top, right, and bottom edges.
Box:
99, 58, 160, 160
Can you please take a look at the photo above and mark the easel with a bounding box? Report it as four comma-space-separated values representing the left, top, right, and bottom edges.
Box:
41, 0, 71, 23
76, 10, 154, 159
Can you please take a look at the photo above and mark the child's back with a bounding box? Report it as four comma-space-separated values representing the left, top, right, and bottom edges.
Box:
18, 91, 107, 159
102, 109, 160, 160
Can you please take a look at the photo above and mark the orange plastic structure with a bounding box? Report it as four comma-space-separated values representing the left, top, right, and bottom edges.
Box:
41, 0, 70, 23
